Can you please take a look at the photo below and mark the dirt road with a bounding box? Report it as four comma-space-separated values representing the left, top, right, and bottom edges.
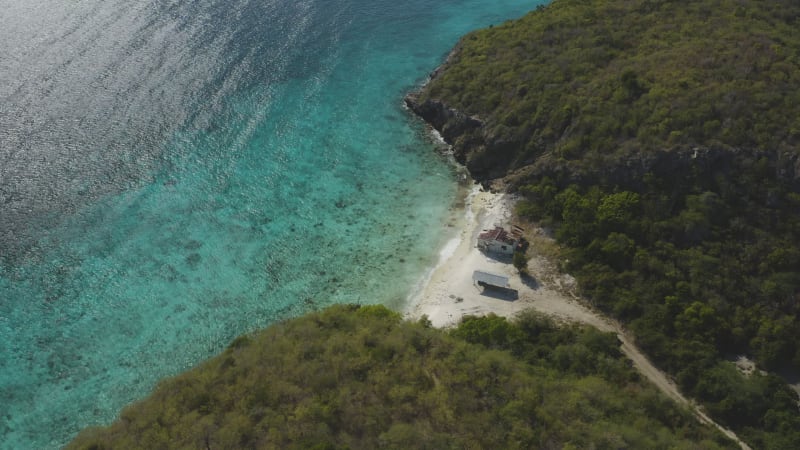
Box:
521, 241, 752, 450
410, 189, 750, 449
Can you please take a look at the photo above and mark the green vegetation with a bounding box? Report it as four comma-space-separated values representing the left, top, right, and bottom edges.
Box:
68, 305, 733, 449
517, 176, 800, 447
512, 250, 528, 273
419, 0, 800, 172
414, 0, 800, 448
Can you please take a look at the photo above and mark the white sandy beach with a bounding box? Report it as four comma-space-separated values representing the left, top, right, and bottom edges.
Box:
405, 185, 606, 330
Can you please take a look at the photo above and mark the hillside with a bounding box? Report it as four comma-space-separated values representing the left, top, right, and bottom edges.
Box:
68, 305, 733, 449
408, 0, 800, 181
406, 0, 800, 448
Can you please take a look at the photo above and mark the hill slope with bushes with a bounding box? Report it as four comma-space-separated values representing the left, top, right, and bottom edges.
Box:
407, 0, 800, 448
408, 0, 800, 181
67, 305, 732, 449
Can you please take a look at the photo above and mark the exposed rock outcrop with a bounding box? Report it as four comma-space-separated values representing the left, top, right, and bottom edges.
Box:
407, 85, 800, 195
405, 93, 526, 182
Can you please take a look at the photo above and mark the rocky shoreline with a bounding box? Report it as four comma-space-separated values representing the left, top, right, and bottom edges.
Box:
405, 34, 800, 193
407, 87, 800, 195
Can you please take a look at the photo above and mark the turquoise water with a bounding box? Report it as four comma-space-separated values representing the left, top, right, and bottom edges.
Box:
0, 0, 542, 448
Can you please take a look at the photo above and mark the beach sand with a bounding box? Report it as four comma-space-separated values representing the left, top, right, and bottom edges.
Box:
405, 185, 605, 330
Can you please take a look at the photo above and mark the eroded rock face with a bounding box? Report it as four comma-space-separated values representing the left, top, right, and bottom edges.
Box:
406, 74, 800, 190
407, 81, 800, 191
407, 87, 800, 194
405, 93, 513, 181
404, 94, 481, 143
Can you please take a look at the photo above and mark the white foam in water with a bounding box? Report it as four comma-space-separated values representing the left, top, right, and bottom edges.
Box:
0, 0, 544, 448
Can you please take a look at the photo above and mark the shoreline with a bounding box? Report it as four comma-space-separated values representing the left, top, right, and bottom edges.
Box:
403, 183, 599, 329
403, 186, 518, 327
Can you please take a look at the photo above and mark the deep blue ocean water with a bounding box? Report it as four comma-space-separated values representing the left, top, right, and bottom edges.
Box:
0, 1, 543, 447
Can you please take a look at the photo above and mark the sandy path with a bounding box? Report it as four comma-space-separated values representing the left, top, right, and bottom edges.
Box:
405, 187, 750, 450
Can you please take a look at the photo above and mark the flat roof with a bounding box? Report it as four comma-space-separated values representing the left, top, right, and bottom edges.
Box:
472, 270, 510, 288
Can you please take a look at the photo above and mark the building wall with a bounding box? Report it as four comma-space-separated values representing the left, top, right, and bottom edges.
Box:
478, 239, 515, 255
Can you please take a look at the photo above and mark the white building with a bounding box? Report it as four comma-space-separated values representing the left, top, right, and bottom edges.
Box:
477, 226, 520, 255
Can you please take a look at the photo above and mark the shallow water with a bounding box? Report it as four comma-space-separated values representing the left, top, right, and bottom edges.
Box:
0, 0, 542, 447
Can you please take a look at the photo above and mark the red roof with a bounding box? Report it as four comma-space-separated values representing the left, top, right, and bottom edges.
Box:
478, 226, 516, 245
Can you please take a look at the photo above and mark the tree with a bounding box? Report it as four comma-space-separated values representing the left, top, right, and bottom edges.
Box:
513, 251, 528, 274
